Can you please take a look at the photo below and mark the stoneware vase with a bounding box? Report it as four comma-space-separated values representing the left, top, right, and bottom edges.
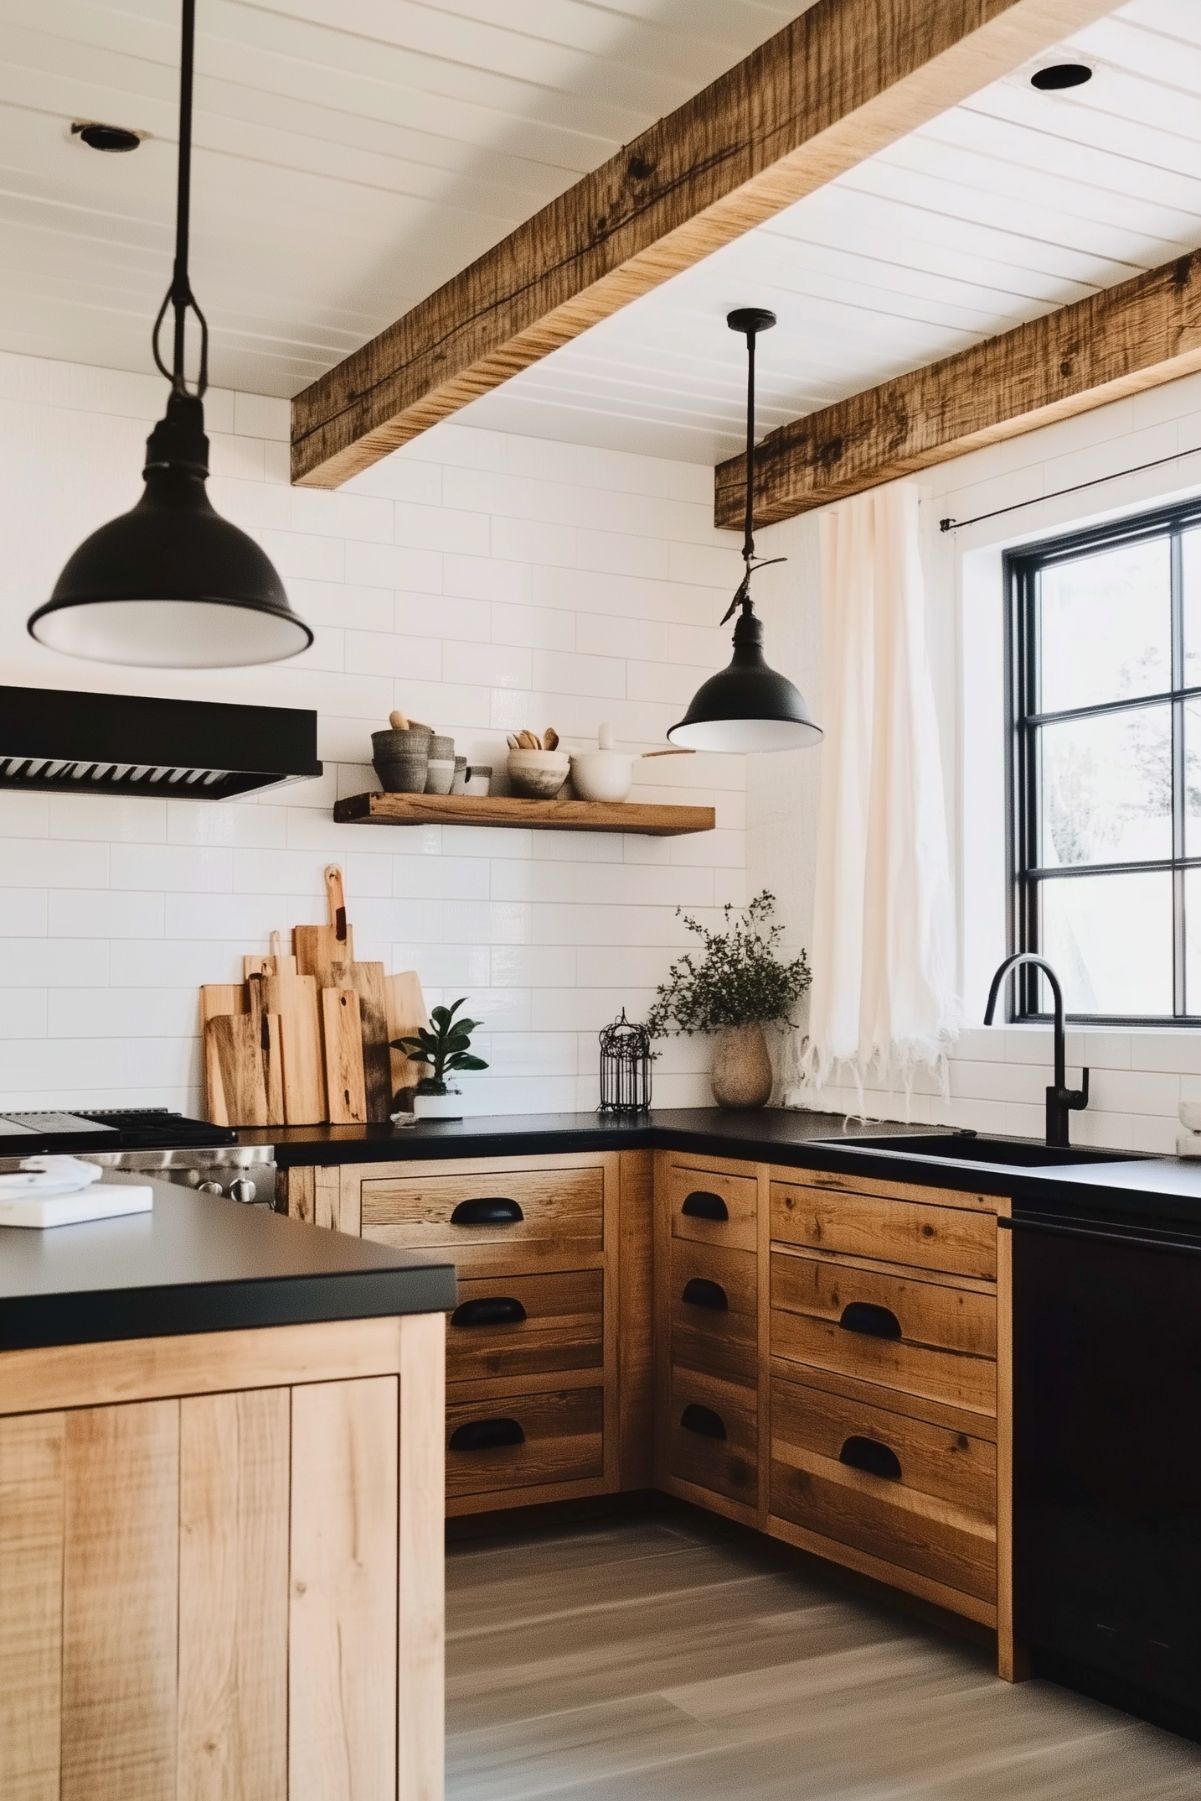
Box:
710, 1023, 773, 1109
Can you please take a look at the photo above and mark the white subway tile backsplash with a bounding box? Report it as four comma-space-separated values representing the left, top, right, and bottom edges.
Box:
0, 891, 48, 935
4, 840, 109, 888
111, 844, 235, 894
48, 891, 165, 940
0, 991, 47, 1038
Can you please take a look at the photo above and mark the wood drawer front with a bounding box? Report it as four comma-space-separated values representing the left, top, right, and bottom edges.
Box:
772, 1371, 995, 1526
771, 1251, 996, 1416
445, 1386, 604, 1498
447, 1270, 603, 1387
770, 1181, 996, 1281
667, 1164, 757, 1253
667, 1369, 757, 1507
361, 1165, 603, 1275
669, 1240, 757, 1388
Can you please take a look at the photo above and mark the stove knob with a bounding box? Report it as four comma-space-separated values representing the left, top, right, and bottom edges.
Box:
229, 1177, 256, 1206
197, 1180, 223, 1195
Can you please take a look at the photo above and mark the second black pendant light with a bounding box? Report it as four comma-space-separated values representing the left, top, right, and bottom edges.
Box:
28, 0, 312, 669
667, 309, 821, 753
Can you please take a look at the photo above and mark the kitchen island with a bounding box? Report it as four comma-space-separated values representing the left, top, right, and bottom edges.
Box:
0, 1179, 455, 1801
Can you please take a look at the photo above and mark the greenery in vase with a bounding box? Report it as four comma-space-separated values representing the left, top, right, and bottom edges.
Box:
390, 997, 489, 1098
644, 891, 811, 1038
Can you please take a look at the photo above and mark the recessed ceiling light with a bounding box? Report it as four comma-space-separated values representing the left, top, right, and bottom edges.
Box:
71, 121, 144, 153
1030, 63, 1094, 92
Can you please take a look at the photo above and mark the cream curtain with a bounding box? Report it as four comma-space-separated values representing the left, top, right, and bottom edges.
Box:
798, 481, 957, 1099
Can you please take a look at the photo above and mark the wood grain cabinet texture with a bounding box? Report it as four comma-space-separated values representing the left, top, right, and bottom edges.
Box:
0, 1314, 445, 1801
283, 1147, 1013, 1673
290, 1152, 651, 1516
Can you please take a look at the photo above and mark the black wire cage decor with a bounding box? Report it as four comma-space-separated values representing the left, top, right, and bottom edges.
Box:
597, 1009, 654, 1115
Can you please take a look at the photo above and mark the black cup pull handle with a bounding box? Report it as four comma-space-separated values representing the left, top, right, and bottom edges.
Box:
449, 1417, 525, 1453
839, 1434, 903, 1481
680, 1402, 726, 1441
839, 1301, 902, 1340
680, 1189, 728, 1222
451, 1297, 527, 1330
681, 1277, 729, 1312
450, 1197, 524, 1227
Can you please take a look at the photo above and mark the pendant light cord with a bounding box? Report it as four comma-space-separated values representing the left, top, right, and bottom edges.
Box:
151, 0, 209, 397
742, 323, 757, 568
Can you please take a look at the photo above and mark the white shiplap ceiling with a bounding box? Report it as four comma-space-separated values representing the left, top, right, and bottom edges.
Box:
0, 0, 805, 397
462, 0, 1201, 459
2, 1, 1201, 463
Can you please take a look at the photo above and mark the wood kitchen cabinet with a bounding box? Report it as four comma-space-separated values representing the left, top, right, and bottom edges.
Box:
283, 1151, 653, 1516
282, 1142, 1014, 1674
0, 1313, 444, 1801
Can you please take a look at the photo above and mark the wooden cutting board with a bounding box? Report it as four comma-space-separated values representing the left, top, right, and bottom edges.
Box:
333, 958, 390, 1120
385, 971, 427, 1106
244, 930, 298, 982
200, 983, 247, 1029
258, 968, 325, 1125
204, 1012, 283, 1127
321, 987, 367, 1124
294, 865, 354, 988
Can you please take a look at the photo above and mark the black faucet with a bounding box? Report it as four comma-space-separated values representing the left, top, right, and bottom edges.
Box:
983, 952, 1089, 1149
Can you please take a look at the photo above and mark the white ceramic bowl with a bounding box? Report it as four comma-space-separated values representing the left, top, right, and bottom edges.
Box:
570, 749, 634, 803
507, 749, 570, 798
1180, 1100, 1201, 1132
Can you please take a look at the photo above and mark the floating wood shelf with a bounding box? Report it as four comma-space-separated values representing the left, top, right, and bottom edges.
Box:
333, 792, 715, 836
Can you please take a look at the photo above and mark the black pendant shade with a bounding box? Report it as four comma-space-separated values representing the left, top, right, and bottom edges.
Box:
667, 607, 821, 752
29, 0, 310, 669
668, 308, 820, 753
30, 394, 311, 668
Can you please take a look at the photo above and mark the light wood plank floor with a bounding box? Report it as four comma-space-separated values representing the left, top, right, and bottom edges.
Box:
446, 1513, 1201, 1799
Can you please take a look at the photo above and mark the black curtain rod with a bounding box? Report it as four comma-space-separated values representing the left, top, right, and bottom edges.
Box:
939, 439, 1201, 534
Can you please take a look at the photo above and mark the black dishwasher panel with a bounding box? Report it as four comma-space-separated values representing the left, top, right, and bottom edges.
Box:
1013, 1210, 1201, 1735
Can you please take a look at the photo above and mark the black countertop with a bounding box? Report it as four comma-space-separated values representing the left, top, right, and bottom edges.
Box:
0, 1177, 456, 1353
254, 1107, 1201, 1227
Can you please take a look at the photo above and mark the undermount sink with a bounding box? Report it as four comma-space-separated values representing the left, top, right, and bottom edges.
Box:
819, 1132, 1143, 1169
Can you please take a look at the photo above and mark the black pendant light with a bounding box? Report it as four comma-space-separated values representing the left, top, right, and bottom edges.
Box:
667, 309, 821, 752
28, 0, 312, 669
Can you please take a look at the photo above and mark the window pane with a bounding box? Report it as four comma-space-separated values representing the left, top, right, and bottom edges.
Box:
1181, 528, 1201, 688
1037, 537, 1170, 714
1186, 699, 1201, 859
1185, 870, 1201, 1014
1038, 705, 1171, 868
1039, 872, 1172, 1016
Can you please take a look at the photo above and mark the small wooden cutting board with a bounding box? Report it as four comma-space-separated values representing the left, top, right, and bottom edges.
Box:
259, 968, 325, 1125
321, 987, 367, 1124
385, 971, 427, 1105
204, 1012, 283, 1127
333, 958, 390, 1120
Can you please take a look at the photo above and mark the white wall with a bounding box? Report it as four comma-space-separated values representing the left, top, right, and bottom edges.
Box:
753, 369, 1201, 1155
0, 351, 750, 1116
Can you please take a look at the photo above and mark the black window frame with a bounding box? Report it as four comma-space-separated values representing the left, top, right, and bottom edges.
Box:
1006, 496, 1201, 1029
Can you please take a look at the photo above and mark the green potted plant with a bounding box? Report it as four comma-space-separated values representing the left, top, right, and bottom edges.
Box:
644, 891, 810, 1109
390, 998, 489, 1120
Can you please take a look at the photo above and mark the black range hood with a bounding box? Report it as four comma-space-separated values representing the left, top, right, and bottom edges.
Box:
0, 685, 322, 800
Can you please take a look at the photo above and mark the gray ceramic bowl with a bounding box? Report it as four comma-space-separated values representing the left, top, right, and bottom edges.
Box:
372, 727, 430, 794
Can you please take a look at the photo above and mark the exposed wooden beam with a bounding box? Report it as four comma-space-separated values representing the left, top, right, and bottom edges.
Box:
291, 0, 1115, 489
714, 250, 1201, 528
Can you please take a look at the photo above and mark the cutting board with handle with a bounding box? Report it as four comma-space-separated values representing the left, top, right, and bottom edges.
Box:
255, 966, 325, 1125
322, 987, 367, 1124
385, 971, 427, 1109
204, 1010, 283, 1127
294, 865, 354, 989
244, 930, 298, 983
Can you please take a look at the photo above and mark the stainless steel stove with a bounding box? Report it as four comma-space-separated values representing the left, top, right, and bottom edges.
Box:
0, 1109, 277, 1208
